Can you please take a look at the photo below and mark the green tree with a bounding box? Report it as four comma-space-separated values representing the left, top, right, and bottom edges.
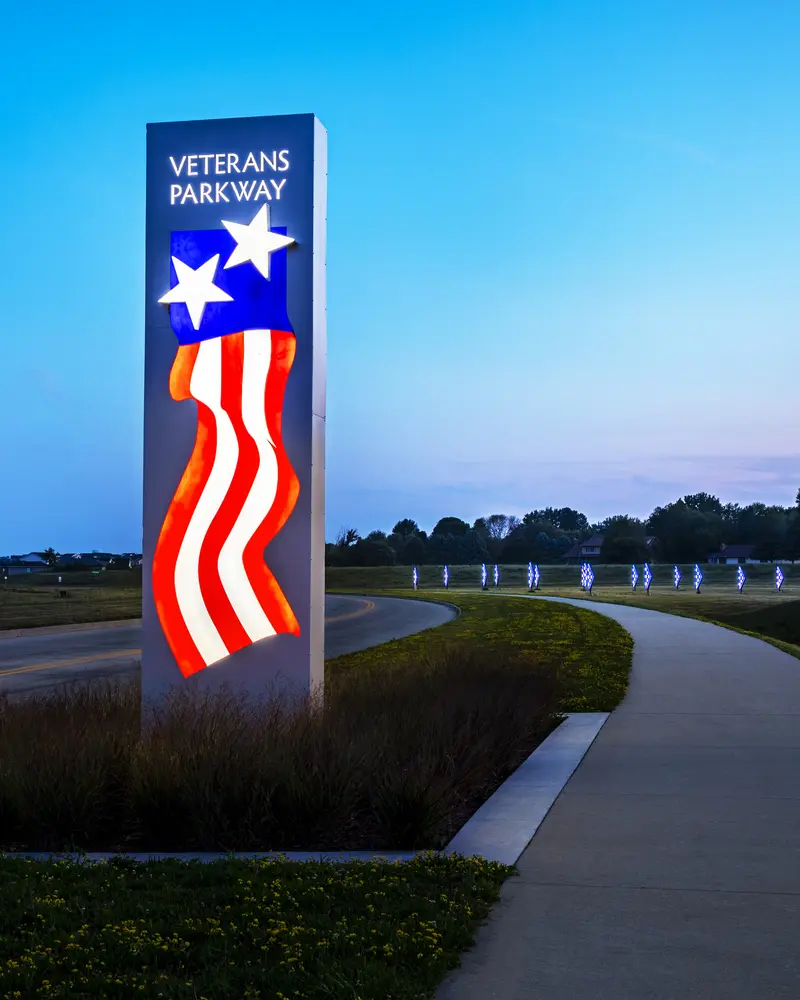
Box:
392, 518, 420, 538
432, 517, 469, 537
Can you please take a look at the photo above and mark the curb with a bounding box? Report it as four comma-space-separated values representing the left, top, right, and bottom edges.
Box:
2, 712, 607, 867
443, 712, 609, 865
0, 619, 143, 640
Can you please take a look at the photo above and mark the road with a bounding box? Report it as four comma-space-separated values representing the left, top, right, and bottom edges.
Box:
0, 595, 456, 696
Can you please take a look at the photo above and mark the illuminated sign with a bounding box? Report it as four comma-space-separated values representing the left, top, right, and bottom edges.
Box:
143, 115, 327, 700
737, 566, 746, 592
643, 563, 652, 593
631, 564, 639, 591
673, 565, 681, 589
533, 564, 540, 590
412, 567, 418, 590
584, 564, 594, 592
694, 564, 703, 592
493, 564, 499, 587
777, 566, 785, 591
443, 565, 450, 588
580, 563, 587, 589
481, 563, 488, 589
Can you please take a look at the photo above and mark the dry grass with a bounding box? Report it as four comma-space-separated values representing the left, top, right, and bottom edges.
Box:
0, 642, 560, 854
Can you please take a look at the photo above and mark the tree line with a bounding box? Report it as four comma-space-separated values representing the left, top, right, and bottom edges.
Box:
326, 492, 800, 567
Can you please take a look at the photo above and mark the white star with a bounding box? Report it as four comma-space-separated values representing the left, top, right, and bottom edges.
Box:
222, 204, 295, 280
158, 254, 233, 330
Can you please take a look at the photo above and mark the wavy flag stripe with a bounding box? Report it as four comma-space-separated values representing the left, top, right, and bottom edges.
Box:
152, 328, 299, 678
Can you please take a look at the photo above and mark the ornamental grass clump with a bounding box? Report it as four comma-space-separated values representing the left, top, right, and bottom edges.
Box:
0, 641, 560, 853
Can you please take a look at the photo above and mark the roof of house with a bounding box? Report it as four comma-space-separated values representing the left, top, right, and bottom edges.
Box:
708, 544, 757, 559
581, 534, 605, 548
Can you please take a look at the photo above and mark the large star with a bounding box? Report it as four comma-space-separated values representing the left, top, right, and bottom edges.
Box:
158, 254, 233, 330
222, 204, 295, 280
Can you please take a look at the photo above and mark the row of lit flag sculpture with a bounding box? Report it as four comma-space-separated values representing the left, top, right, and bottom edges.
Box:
411, 563, 786, 592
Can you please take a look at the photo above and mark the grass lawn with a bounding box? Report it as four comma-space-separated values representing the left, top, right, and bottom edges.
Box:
0, 572, 142, 631
493, 584, 800, 659
0, 852, 510, 1000
329, 591, 634, 713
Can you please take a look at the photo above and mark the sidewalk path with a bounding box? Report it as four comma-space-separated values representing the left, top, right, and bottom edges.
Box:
438, 597, 800, 1000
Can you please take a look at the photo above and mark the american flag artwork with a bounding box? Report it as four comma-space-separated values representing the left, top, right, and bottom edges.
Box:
152, 204, 300, 679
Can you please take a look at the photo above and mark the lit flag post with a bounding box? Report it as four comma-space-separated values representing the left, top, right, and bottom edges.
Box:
644, 563, 652, 594
443, 565, 449, 589
143, 114, 327, 702
493, 564, 499, 587
533, 564, 540, 590
694, 564, 703, 593
631, 564, 639, 592
412, 567, 418, 590
674, 566, 682, 590
580, 563, 587, 590
585, 564, 594, 594
481, 563, 488, 589
777, 566, 785, 592
737, 565, 746, 593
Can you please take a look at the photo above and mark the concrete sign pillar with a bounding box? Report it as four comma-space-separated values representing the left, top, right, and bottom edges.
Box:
142, 114, 326, 701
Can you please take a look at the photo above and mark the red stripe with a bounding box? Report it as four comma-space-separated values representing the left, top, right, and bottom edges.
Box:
196, 332, 254, 654
151, 343, 213, 679
242, 330, 301, 636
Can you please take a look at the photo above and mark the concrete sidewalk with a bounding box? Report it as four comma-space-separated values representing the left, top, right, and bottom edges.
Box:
438, 598, 800, 999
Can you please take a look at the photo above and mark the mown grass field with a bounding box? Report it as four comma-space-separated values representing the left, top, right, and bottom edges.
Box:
327, 564, 800, 654
0, 570, 142, 630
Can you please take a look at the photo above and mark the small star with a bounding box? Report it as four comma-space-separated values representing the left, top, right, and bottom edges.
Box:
159, 254, 232, 330
222, 204, 295, 280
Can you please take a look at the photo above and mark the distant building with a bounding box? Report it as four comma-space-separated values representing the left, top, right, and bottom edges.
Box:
562, 534, 657, 564
562, 534, 605, 563
707, 544, 761, 565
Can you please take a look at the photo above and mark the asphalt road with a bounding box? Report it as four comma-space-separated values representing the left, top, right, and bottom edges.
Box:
0, 595, 456, 697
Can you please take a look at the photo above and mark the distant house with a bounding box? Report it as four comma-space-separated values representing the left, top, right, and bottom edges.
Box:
19, 553, 47, 565
707, 544, 760, 565
0, 554, 47, 576
562, 534, 606, 564
562, 534, 657, 564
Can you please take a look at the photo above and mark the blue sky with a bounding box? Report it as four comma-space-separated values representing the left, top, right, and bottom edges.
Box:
1, 0, 798, 552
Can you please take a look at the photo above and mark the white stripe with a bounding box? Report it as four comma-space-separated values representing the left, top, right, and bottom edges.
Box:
217, 330, 279, 642
173, 337, 237, 667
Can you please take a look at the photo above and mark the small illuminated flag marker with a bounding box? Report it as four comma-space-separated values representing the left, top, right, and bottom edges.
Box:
580, 563, 587, 589
674, 566, 681, 589
585, 564, 594, 592
644, 563, 652, 593
494, 564, 499, 587
443, 565, 449, 589
527, 562, 533, 590
694, 564, 703, 592
412, 566, 418, 590
737, 565, 746, 592
533, 564, 540, 589
631, 564, 639, 591
776, 566, 785, 591
481, 563, 488, 588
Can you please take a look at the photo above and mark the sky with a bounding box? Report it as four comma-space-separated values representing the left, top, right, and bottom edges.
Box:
1, 0, 799, 553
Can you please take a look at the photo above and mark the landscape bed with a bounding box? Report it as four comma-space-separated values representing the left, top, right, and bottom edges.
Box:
0, 594, 632, 854
0, 592, 633, 999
